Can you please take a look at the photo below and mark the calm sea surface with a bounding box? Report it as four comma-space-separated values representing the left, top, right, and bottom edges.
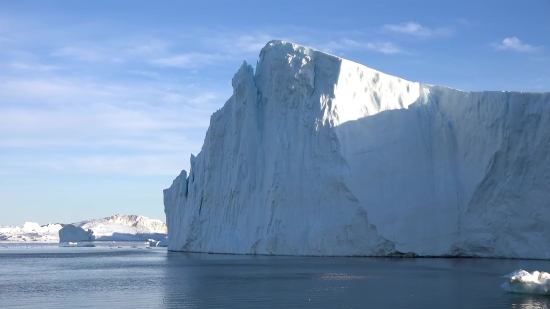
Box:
1, 243, 550, 308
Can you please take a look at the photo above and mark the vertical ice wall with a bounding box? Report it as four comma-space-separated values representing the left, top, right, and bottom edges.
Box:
164, 40, 550, 258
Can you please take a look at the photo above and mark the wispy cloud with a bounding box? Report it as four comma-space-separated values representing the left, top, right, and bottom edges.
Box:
52, 46, 116, 62
202, 33, 277, 55
127, 70, 161, 79
456, 18, 473, 27
124, 40, 169, 55
321, 38, 402, 54
70, 155, 187, 176
10, 62, 58, 71
493, 37, 539, 52
234, 34, 275, 53
0, 75, 224, 165
383, 22, 453, 38
152, 52, 228, 68
0, 79, 115, 102
0, 152, 193, 176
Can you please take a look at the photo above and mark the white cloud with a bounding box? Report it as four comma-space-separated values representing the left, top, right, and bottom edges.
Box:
69, 155, 188, 176
202, 33, 277, 55
493, 37, 539, 52
344, 39, 401, 54
124, 40, 169, 55
383, 22, 453, 38
10, 62, 58, 71
0, 152, 193, 176
0, 75, 225, 174
127, 70, 160, 78
233, 34, 275, 53
52, 47, 109, 62
152, 52, 227, 68
0, 79, 115, 102
456, 18, 473, 27
321, 38, 402, 54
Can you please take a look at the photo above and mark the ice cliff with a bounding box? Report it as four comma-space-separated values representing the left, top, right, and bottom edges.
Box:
164, 40, 550, 258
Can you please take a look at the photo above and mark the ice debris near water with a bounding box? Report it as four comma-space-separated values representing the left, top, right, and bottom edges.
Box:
501, 270, 550, 295
164, 40, 550, 258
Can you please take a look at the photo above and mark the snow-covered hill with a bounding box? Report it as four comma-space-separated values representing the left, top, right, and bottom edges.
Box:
1, 214, 167, 243
164, 40, 550, 259
67, 214, 167, 241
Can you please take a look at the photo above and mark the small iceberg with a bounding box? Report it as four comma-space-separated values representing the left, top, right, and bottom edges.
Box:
501, 269, 550, 295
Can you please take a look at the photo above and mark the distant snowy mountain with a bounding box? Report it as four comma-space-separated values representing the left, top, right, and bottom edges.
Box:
1, 214, 167, 243
164, 40, 550, 259
65, 214, 167, 241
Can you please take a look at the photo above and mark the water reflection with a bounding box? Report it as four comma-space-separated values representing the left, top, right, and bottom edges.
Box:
509, 294, 550, 309
318, 272, 382, 280
160, 254, 550, 309
162, 252, 202, 308
3, 247, 550, 309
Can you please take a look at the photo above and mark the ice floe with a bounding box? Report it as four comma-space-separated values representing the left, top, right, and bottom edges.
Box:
501, 270, 550, 295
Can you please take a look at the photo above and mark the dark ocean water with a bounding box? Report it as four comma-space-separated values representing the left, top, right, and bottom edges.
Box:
1, 243, 549, 308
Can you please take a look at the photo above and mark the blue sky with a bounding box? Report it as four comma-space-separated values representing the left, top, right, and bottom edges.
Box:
1, 0, 549, 226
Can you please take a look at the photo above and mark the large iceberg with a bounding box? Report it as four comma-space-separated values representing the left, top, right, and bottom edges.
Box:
58, 224, 95, 242
164, 40, 550, 258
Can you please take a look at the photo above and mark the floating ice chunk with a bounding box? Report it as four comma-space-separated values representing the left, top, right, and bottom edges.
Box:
59, 224, 95, 242
147, 237, 168, 247
501, 269, 550, 295
157, 237, 168, 247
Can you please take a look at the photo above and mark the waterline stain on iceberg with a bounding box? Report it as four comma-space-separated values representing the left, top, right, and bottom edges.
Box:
164, 40, 550, 258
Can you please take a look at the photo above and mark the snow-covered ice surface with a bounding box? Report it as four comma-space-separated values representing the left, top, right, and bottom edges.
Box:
501, 270, 550, 295
0, 222, 62, 242
164, 40, 550, 258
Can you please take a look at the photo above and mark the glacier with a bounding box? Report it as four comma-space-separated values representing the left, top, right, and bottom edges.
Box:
164, 40, 550, 258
